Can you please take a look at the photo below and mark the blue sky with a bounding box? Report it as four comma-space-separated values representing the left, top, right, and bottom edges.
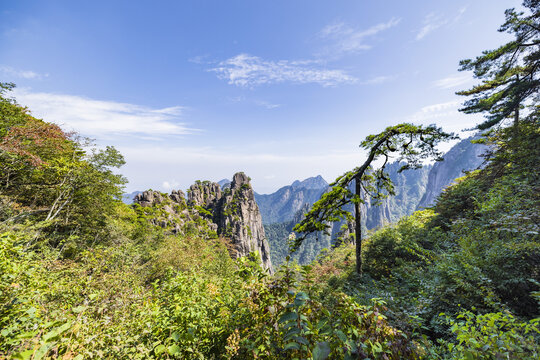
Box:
0, 0, 521, 193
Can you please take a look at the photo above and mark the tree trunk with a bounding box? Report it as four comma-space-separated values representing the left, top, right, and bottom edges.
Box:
514, 102, 520, 139
355, 176, 362, 275
514, 75, 520, 136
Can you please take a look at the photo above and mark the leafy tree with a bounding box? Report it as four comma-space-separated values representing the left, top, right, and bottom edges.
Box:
457, 0, 540, 130
0, 83, 126, 248
293, 123, 454, 274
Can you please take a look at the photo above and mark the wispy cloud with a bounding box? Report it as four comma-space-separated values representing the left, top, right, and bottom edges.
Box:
454, 6, 468, 22
433, 73, 472, 89
405, 99, 483, 136
254, 100, 281, 109
416, 13, 447, 40
359, 75, 395, 85
229, 95, 281, 109
210, 53, 357, 87
13, 89, 195, 139
0, 65, 49, 80
409, 100, 461, 120
416, 7, 468, 41
319, 18, 401, 56
162, 180, 181, 190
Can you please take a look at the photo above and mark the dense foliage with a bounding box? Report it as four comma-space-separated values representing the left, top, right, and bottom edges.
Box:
2, 80, 538, 359
304, 119, 539, 357
1, 2, 539, 358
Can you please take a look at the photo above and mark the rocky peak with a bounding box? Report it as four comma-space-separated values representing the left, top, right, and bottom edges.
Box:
133, 190, 165, 207
231, 172, 250, 189
417, 137, 487, 209
169, 189, 186, 204
136, 173, 273, 272
188, 181, 222, 209
216, 172, 272, 272
291, 175, 328, 190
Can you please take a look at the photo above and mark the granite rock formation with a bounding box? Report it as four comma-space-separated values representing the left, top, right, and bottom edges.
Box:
134, 173, 273, 272
133, 189, 216, 234
417, 137, 487, 209
188, 173, 273, 272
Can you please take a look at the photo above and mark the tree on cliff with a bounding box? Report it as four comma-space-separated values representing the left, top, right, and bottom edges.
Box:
292, 123, 455, 275
457, 0, 539, 130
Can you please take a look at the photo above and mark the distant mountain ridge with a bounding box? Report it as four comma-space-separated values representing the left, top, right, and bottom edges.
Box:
122, 191, 142, 204
290, 175, 328, 190
121, 137, 487, 268
254, 175, 329, 224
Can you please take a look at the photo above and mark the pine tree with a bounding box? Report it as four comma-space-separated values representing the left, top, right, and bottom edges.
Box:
457, 0, 539, 130
292, 124, 455, 274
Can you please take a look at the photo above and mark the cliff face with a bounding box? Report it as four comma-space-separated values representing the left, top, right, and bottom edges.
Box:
134, 173, 272, 272
188, 173, 273, 272
417, 137, 487, 209
216, 173, 272, 271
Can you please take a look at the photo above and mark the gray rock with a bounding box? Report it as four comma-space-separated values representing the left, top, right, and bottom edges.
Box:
417, 137, 487, 209
133, 190, 164, 207
188, 181, 222, 210
216, 172, 273, 272
186, 172, 273, 272
170, 190, 186, 204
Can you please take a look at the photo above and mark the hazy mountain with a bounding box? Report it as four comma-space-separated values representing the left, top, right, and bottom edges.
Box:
417, 137, 488, 209
263, 167, 431, 266
255, 175, 329, 224
217, 178, 231, 189
122, 191, 143, 204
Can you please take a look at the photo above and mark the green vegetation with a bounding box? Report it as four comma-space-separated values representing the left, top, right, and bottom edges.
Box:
1, 2, 539, 358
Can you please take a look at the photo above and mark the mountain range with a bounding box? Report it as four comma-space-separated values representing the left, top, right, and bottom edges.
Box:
121, 137, 487, 266
258, 136, 487, 266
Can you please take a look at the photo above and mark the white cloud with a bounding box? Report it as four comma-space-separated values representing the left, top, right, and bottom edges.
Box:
254, 100, 281, 109
433, 73, 473, 89
0, 65, 48, 79
228, 96, 281, 109
13, 89, 195, 139
405, 99, 484, 137
359, 75, 395, 85
454, 6, 468, 22
210, 53, 357, 87
208, 18, 401, 87
319, 18, 401, 56
162, 180, 180, 190
416, 7, 468, 41
416, 13, 447, 40
411, 100, 461, 118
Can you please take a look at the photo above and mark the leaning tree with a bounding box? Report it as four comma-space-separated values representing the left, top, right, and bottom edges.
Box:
292, 123, 455, 275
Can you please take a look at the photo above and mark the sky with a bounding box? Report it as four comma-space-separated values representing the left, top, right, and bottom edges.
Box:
0, 0, 522, 194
